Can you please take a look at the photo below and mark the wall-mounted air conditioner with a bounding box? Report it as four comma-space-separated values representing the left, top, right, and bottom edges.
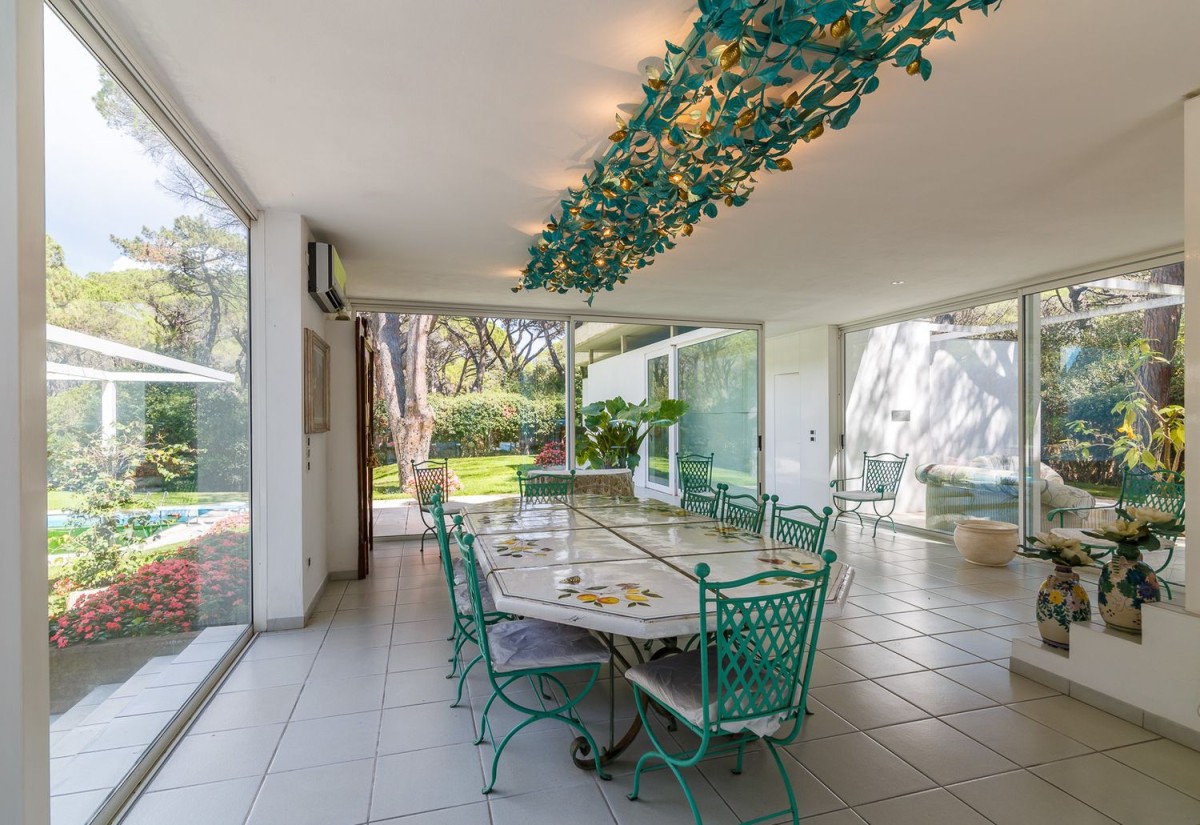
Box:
308, 242, 348, 313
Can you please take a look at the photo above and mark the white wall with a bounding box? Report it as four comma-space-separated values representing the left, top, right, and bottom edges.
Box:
325, 319, 360, 578
0, 1, 49, 821
251, 211, 331, 629
581, 349, 651, 486
764, 327, 837, 509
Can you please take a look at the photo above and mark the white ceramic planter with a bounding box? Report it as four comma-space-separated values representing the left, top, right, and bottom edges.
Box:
953, 519, 1018, 567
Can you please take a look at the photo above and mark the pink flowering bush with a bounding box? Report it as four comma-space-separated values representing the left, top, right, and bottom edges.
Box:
49, 516, 250, 649
534, 441, 566, 467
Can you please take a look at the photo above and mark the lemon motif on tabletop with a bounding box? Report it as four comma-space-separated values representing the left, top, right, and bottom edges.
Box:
556, 577, 663, 609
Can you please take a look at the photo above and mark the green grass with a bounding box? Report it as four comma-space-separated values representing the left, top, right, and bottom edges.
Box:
47, 490, 247, 511
1073, 482, 1121, 501
373, 455, 536, 499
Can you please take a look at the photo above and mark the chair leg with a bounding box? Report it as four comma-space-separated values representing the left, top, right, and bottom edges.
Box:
452, 653, 482, 708
766, 740, 801, 825
732, 740, 746, 775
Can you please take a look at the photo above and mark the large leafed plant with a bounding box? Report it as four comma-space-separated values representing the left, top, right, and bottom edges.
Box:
577, 397, 688, 471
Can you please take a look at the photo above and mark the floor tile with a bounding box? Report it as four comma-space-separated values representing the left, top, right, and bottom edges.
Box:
388, 640, 457, 673
809, 652, 867, 687
796, 698, 858, 742
823, 644, 925, 679
930, 605, 1017, 629
879, 636, 983, 669
1008, 696, 1158, 751
291, 674, 385, 720
816, 623, 872, 650
1106, 738, 1200, 800
1032, 752, 1200, 824
80, 711, 176, 753
190, 684, 300, 734
933, 629, 1013, 660
491, 780, 615, 825
809, 681, 929, 731
149, 724, 284, 790
941, 707, 1092, 766
51, 746, 143, 794
697, 749, 847, 821
219, 654, 315, 692
848, 594, 923, 614
948, 770, 1117, 824
377, 702, 477, 754
369, 802, 490, 825
832, 616, 924, 642
241, 631, 326, 661
309, 645, 391, 682
788, 732, 934, 806
384, 666, 461, 708
49, 789, 108, 825
248, 758, 375, 825
370, 743, 485, 820
122, 776, 261, 825
320, 624, 394, 652
874, 671, 995, 716
270, 710, 381, 772
885, 610, 972, 635
854, 788, 992, 825
391, 619, 453, 645
600, 763, 739, 825
866, 718, 1017, 785
935, 662, 1060, 704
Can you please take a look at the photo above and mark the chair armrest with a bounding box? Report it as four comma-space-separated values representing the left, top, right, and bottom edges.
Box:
1046, 503, 1114, 526
829, 474, 862, 490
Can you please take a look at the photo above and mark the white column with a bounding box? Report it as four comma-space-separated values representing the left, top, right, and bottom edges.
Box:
0, 0, 49, 822
101, 378, 117, 440
1185, 95, 1200, 607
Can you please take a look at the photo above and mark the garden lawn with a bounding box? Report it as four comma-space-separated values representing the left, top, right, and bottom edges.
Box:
373, 454, 535, 499
47, 490, 247, 511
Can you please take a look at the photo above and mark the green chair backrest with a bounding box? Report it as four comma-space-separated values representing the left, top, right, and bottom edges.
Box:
694, 551, 835, 733
518, 470, 576, 503
429, 496, 460, 612
677, 453, 715, 493
861, 452, 908, 497
451, 524, 497, 673
769, 499, 833, 552
717, 484, 769, 533
412, 459, 451, 506
1120, 468, 1185, 525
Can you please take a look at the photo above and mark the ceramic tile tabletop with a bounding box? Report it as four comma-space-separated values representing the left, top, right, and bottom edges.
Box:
579, 500, 715, 528
474, 529, 650, 571
615, 521, 784, 555
467, 509, 603, 535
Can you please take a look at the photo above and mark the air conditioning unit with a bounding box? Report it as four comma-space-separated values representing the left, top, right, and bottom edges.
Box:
307, 242, 348, 313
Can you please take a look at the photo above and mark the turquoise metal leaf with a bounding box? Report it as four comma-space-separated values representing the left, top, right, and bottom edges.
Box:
516, 0, 1002, 300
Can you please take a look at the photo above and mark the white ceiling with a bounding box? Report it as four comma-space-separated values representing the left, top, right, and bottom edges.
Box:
92, 0, 1200, 332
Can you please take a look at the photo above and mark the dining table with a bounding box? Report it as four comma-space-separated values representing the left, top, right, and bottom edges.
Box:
462, 493, 854, 768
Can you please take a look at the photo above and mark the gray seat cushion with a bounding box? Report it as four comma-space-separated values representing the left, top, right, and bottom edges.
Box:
832, 490, 890, 502
454, 580, 498, 615
486, 619, 609, 673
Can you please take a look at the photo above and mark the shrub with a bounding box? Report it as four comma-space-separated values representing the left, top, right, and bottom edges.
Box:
49, 516, 250, 648
534, 441, 566, 467
430, 392, 564, 456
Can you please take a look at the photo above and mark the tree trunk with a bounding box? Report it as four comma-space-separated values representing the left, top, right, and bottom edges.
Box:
1138, 262, 1184, 411
368, 313, 436, 489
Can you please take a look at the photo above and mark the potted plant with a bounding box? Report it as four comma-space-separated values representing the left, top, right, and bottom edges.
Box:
1019, 533, 1103, 649
576, 397, 688, 471
1084, 507, 1181, 633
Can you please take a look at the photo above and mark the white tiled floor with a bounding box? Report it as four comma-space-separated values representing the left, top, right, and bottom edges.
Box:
120, 523, 1200, 825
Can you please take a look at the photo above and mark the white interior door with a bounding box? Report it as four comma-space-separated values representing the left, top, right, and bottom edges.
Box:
773, 372, 805, 503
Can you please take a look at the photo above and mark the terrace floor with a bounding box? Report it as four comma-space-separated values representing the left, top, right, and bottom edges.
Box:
119, 521, 1200, 825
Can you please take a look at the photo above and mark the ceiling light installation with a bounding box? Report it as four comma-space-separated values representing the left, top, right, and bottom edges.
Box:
517, 0, 1002, 303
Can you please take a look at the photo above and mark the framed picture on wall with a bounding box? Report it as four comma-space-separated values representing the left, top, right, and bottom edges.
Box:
304, 328, 331, 433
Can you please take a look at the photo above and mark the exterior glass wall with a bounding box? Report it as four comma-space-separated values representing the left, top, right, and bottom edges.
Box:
45, 8, 251, 821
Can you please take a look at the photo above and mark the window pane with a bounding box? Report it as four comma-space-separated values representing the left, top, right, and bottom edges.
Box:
45, 9, 251, 820
646, 354, 670, 487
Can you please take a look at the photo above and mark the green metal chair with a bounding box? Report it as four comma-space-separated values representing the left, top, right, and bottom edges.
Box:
516, 468, 576, 503
1048, 467, 1185, 597
412, 458, 463, 553
830, 452, 909, 537
678, 452, 718, 517
430, 499, 510, 706
768, 498, 833, 552
624, 553, 836, 825
717, 484, 769, 533
452, 524, 612, 793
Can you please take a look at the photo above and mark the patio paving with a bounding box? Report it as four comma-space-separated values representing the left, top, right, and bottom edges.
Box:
118, 520, 1197, 825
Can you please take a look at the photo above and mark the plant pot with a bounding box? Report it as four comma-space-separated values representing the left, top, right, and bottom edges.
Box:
1098, 553, 1160, 634
1035, 565, 1091, 650
953, 519, 1018, 566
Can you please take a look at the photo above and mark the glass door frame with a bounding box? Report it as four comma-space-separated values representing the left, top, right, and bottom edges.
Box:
642, 344, 676, 495
836, 252, 1183, 541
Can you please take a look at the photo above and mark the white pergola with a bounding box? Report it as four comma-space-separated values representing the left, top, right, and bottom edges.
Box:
46, 324, 237, 438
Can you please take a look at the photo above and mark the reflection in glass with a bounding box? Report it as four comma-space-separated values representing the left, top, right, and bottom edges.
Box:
646, 354, 671, 487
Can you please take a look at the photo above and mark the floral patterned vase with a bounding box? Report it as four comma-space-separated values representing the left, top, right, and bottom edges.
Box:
1036, 565, 1091, 650
1097, 554, 1160, 633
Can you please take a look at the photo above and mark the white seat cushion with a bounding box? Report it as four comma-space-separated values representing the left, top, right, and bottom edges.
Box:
422, 500, 466, 514
625, 648, 790, 738
832, 490, 890, 502
486, 619, 609, 673
454, 580, 498, 615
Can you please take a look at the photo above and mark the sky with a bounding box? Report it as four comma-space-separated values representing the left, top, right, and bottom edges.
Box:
43, 7, 201, 276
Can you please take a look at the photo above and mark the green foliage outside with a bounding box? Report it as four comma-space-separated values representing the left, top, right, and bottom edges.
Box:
577, 396, 689, 470
373, 455, 534, 499
428, 392, 565, 457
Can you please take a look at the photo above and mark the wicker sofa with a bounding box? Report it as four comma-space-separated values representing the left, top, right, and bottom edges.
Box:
914, 455, 1094, 532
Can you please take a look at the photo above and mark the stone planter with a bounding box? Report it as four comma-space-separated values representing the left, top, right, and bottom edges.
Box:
953, 519, 1018, 566
48, 631, 199, 714
1098, 554, 1160, 634
1035, 565, 1091, 650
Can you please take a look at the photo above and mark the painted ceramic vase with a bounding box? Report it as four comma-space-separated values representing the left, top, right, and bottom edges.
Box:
1097, 554, 1160, 633
1036, 565, 1091, 650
